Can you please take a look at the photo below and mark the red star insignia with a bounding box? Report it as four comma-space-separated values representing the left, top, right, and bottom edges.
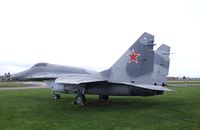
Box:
128, 49, 140, 63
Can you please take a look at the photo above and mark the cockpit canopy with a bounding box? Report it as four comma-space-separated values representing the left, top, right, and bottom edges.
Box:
31, 63, 48, 68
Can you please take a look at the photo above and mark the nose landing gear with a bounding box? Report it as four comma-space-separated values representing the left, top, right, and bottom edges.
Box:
52, 91, 60, 99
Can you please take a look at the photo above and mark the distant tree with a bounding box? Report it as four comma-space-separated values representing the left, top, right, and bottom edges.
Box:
7, 72, 11, 77
182, 76, 187, 79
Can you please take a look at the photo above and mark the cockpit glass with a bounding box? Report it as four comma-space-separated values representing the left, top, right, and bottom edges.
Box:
31, 63, 47, 68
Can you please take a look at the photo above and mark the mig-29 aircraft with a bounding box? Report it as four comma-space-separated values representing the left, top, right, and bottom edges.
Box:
12, 32, 171, 105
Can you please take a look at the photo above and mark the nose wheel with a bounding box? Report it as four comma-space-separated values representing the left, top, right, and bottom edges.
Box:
52, 91, 60, 99
74, 94, 86, 106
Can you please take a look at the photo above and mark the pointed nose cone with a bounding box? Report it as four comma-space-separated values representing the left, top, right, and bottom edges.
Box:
11, 70, 28, 80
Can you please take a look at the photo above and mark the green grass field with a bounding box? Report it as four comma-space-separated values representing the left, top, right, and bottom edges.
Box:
0, 86, 200, 130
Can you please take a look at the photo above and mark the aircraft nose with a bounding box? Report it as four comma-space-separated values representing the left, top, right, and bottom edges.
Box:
11, 71, 27, 80
11, 73, 22, 80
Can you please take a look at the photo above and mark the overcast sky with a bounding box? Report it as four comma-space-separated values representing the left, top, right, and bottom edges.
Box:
0, 0, 200, 77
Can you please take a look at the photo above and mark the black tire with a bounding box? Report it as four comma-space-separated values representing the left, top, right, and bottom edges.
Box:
75, 94, 86, 106
99, 95, 109, 102
53, 93, 60, 100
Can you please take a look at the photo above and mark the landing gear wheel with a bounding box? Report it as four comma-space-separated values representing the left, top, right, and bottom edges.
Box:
99, 95, 109, 102
52, 91, 60, 100
74, 94, 86, 106
53, 94, 60, 99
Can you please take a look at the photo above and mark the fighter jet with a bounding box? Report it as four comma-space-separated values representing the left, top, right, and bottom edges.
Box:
12, 32, 171, 105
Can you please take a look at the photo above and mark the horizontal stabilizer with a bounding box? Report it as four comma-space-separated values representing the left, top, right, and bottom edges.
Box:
55, 74, 106, 84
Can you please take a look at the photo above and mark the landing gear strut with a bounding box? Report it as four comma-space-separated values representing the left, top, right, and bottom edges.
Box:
99, 95, 109, 103
52, 91, 60, 100
74, 94, 86, 106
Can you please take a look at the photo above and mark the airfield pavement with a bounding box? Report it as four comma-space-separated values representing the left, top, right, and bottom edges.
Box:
0, 82, 47, 90
168, 84, 200, 87
167, 80, 200, 87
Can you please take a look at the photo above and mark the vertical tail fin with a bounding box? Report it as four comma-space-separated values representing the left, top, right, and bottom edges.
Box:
153, 44, 170, 85
101, 32, 155, 83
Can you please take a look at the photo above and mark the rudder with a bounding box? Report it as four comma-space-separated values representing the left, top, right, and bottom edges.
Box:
152, 44, 170, 85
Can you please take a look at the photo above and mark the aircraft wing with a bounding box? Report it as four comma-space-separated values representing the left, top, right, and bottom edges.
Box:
120, 82, 171, 91
55, 74, 171, 91
55, 74, 106, 84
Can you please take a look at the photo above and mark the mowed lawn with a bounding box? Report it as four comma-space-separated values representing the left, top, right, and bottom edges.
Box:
0, 86, 200, 130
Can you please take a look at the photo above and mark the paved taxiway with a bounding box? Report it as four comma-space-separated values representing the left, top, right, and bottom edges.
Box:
0, 82, 47, 91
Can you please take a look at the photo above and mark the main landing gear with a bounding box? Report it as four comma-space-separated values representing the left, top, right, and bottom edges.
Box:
52, 91, 86, 106
52, 91, 109, 106
73, 94, 86, 106
99, 95, 109, 103
73, 94, 109, 106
